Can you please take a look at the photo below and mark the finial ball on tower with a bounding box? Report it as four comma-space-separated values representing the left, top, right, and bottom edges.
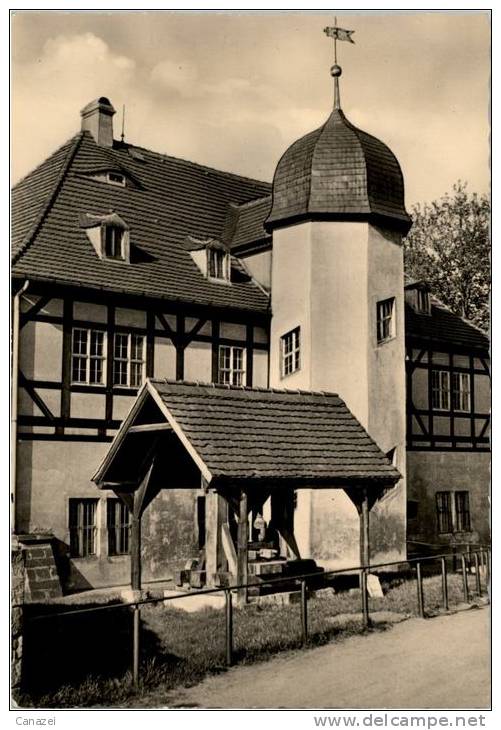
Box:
330, 64, 342, 78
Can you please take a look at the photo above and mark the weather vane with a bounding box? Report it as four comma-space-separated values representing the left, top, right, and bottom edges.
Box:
323, 17, 355, 110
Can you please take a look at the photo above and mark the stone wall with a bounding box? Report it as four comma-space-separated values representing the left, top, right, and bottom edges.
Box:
11, 545, 25, 694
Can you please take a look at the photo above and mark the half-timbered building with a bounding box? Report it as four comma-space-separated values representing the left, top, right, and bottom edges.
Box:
12, 69, 489, 594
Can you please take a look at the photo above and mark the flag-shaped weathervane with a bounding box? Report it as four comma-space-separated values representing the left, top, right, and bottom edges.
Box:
323, 26, 355, 43
324, 20, 355, 66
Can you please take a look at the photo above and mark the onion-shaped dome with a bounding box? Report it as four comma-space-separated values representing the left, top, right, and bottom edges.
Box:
265, 72, 411, 234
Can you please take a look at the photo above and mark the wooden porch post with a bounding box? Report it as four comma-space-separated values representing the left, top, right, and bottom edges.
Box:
360, 487, 370, 568
131, 515, 142, 591
237, 488, 248, 606
205, 487, 229, 587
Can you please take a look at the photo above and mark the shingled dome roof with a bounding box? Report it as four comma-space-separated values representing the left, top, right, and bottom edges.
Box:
265, 108, 412, 234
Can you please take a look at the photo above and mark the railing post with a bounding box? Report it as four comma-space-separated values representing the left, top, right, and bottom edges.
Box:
416, 562, 425, 618
132, 603, 140, 688
225, 588, 233, 667
474, 552, 482, 597
360, 568, 369, 628
300, 579, 308, 646
460, 553, 469, 603
440, 556, 449, 611
485, 549, 490, 590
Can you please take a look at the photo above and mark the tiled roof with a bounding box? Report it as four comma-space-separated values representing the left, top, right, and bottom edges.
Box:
405, 299, 489, 351
95, 379, 401, 487
12, 132, 272, 314
223, 196, 272, 251
266, 109, 411, 233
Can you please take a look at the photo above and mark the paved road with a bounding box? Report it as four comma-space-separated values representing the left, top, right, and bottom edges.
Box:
159, 607, 490, 709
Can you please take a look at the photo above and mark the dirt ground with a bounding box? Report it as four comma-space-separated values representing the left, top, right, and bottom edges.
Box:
141, 605, 490, 709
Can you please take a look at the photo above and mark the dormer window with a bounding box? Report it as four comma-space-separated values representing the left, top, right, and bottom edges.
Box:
416, 288, 430, 314
207, 247, 230, 281
80, 211, 130, 263
405, 282, 431, 315
107, 172, 126, 187
104, 225, 124, 259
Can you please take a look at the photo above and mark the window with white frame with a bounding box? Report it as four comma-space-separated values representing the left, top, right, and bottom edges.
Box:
69, 498, 98, 557
72, 328, 106, 385
207, 247, 230, 280
107, 498, 130, 556
113, 333, 145, 388
218, 345, 246, 386
452, 372, 471, 412
103, 225, 125, 259
376, 297, 395, 344
281, 327, 300, 377
431, 370, 471, 412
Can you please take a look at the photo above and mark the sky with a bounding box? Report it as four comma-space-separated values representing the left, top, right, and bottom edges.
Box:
11, 10, 490, 208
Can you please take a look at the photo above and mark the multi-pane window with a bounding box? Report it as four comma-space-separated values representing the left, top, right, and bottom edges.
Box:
436, 490, 472, 534
113, 333, 145, 388
72, 328, 106, 385
436, 491, 453, 534
452, 372, 471, 412
281, 327, 301, 377
455, 491, 471, 532
376, 298, 395, 344
107, 499, 130, 556
431, 370, 451, 410
103, 225, 124, 259
218, 345, 246, 386
69, 499, 98, 557
431, 370, 471, 412
207, 248, 229, 280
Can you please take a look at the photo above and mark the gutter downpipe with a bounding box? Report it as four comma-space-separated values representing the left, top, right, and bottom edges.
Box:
11, 280, 30, 534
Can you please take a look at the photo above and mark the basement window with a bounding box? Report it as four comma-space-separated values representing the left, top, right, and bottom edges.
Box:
69, 499, 98, 557
107, 498, 130, 556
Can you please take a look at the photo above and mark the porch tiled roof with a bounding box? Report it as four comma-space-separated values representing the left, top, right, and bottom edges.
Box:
95, 380, 401, 487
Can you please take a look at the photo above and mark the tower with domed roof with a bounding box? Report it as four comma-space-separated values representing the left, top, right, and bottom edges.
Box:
266, 31, 411, 567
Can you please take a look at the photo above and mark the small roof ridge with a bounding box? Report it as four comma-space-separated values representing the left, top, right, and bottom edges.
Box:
231, 195, 272, 211
147, 377, 341, 398
113, 139, 272, 190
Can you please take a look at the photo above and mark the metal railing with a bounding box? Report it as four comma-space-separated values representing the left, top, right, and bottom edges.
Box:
16, 545, 491, 690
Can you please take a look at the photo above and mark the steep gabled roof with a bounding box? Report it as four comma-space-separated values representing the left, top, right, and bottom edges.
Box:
405, 297, 489, 352
12, 132, 272, 314
93, 379, 401, 488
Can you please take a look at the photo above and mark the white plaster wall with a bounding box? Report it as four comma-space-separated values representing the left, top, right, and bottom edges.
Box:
184, 341, 212, 382
269, 223, 312, 390
154, 339, 177, 379
73, 301, 107, 323
253, 349, 269, 387
19, 321, 63, 382
309, 221, 370, 426
115, 307, 146, 328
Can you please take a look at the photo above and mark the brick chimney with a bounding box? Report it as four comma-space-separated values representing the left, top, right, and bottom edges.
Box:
80, 97, 116, 147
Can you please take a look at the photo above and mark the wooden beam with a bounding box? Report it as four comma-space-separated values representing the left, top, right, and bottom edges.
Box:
130, 514, 142, 592
128, 423, 171, 434
205, 488, 229, 587
360, 488, 370, 568
237, 488, 248, 606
